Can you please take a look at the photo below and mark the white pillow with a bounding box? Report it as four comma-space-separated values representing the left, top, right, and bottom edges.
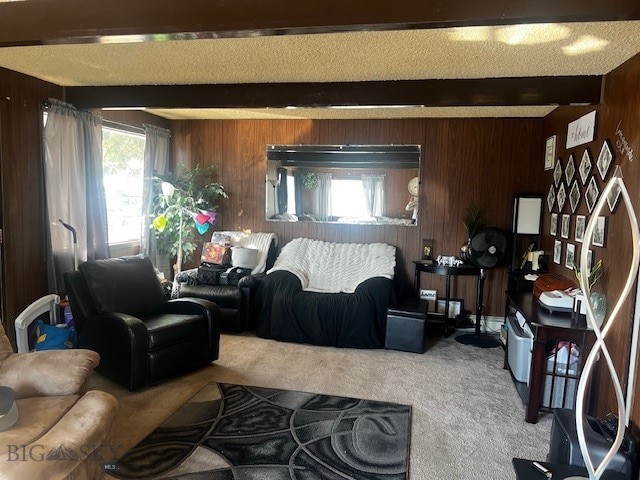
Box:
231, 247, 259, 269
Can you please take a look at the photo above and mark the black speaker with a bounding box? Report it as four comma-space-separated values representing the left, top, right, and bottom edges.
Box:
548, 408, 638, 479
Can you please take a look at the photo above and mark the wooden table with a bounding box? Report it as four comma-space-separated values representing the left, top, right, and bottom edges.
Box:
505, 293, 595, 423
414, 262, 484, 335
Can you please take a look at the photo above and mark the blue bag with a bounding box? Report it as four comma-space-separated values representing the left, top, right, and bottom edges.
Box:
34, 320, 78, 351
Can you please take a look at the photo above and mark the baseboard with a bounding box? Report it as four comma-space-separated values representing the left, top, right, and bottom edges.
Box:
483, 315, 504, 334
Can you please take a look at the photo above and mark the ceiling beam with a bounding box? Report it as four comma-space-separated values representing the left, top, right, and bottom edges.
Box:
65, 77, 602, 110
1, 0, 639, 47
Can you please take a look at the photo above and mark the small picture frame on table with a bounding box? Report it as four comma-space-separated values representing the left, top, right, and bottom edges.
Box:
422, 238, 434, 260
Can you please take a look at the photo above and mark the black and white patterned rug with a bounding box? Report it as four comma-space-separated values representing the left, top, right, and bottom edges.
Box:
107, 382, 411, 479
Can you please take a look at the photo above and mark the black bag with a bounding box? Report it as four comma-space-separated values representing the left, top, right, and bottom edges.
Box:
197, 264, 227, 285
219, 267, 252, 286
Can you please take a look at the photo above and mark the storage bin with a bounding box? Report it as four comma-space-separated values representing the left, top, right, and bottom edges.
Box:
385, 300, 427, 353
507, 316, 533, 384
542, 346, 579, 409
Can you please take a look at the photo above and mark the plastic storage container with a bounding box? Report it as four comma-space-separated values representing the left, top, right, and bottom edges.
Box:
542, 344, 579, 409
507, 316, 533, 384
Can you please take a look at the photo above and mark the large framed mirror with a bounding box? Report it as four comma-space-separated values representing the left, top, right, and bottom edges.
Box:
265, 144, 420, 226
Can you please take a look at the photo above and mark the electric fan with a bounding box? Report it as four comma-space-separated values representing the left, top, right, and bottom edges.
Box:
456, 227, 509, 348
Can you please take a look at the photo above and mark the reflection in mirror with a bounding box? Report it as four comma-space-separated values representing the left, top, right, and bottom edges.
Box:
265, 145, 420, 226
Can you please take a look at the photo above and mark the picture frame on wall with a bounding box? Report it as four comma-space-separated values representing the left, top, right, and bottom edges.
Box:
597, 139, 614, 180
569, 180, 580, 213
575, 215, 586, 243
579, 148, 592, 185
561, 214, 570, 239
554, 160, 563, 187
557, 183, 567, 212
565, 154, 575, 184
607, 183, 622, 213
565, 243, 576, 270
566, 110, 597, 149
593, 216, 606, 247
586, 176, 599, 212
550, 213, 558, 236
545, 135, 557, 170
547, 184, 555, 212
554, 240, 562, 265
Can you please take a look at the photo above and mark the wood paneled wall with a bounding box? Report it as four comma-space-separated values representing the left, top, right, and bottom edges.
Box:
539, 52, 640, 431
0, 67, 63, 345
171, 118, 543, 316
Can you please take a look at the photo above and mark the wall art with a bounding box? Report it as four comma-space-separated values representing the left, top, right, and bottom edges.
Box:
579, 148, 592, 185
547, 184, 555, 212
597, 139, 614, 180
566, 110, 597, 149
557, 183, 567, 212
607, 183, 622, 213
550, 213, 558, 236
615, 120, 635, 163
565, 243, 576, 269
561, 214, 570, 239
545, 135, 557, 170
585, 176, 599, 213
592, 216, 606, 247
575, 215, 586, 243
569, 180, 580, 213
553, 160, 563, 187
565, 154, 575, 184
553, 239, 562, 264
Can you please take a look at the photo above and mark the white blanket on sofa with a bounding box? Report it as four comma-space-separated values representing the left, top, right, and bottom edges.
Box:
268, 237, 396, 293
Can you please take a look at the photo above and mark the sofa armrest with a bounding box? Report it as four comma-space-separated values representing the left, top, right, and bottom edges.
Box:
78, 313, 149, 391
0, 348, 99, 399
237, 273, 266, 289
174, 268, 199, 285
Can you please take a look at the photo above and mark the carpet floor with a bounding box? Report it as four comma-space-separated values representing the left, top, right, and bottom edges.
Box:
107, 382, 411, 479
91, 331, 552, 480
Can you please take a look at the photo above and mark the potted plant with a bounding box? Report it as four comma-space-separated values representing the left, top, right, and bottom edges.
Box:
151, 164, 227, 274
460, 206, 484, 260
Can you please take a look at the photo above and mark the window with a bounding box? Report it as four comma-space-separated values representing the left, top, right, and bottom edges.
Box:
102, 127, 146, 244
331, 178, 370, 219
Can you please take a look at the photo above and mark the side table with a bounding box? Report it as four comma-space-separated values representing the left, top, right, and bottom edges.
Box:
413, 261, 484, 336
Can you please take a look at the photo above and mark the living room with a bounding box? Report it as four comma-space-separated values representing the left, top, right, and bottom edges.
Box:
1, 2, 640, 479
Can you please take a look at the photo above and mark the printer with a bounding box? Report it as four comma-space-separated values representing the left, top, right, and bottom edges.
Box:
539, 289, 588, 315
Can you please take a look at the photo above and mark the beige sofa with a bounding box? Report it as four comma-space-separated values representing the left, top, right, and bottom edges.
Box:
0, 325, 118, 480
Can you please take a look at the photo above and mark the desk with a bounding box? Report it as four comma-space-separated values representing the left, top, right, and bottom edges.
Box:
414, 262, 484, 336
513, 458, 627, 480
505, 293, 595, 423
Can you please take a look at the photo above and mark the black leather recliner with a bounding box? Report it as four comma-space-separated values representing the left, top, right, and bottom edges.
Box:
64, 255, 220, 391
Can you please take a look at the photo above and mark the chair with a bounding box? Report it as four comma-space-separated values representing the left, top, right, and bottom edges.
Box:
0, 321, 118, 480
64, 254, 220, 391
174, 232, 278, 332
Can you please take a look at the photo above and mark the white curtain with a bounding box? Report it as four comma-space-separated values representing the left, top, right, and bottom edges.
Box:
362, 174, 386, 217
313, 173, 332, 221
141, 124, 171, 275
43, 99, 109, 294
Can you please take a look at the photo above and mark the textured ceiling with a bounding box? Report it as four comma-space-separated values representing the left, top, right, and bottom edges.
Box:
2, 21, 640, 119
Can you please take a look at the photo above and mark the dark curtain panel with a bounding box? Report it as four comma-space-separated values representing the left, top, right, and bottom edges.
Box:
277, 167, 288, 215
293, 171, 304, 216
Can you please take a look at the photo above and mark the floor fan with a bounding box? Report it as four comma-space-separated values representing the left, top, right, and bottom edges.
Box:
456, 227, 509, 348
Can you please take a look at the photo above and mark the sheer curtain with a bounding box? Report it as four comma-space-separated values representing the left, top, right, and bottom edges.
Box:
42, 99, 109, 294
314, 173, 333, 221
141, 124, 171, 275
362, 174, 386, 217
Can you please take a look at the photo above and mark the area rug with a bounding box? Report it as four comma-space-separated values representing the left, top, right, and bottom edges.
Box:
107, 382, 411, 479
